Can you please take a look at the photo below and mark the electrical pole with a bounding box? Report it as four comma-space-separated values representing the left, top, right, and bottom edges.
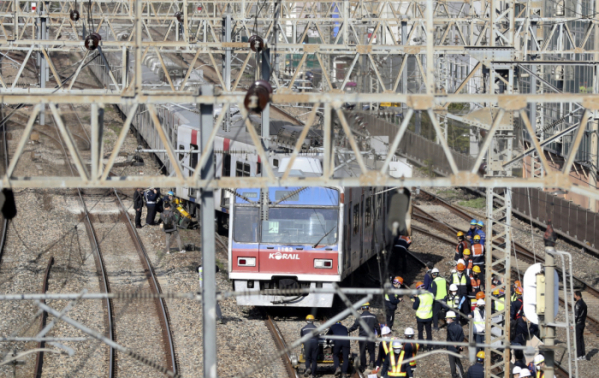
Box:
199, 84, 217, 378
222, 12, 232, 131
38, 2, 48, 125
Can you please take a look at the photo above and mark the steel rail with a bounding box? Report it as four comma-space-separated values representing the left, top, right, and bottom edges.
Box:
264, 314, 300, 378
83, 214, 116, 378
33, 257, 54, 378
114, 190, 178, 375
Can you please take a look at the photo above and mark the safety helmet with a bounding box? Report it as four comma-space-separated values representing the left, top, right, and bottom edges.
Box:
470, 219, 478, 225
476, 351, 485, 359
476, 291, 485, 300
493, 289, 505, 297
392, 340, 402, 350
473, 266, 481, 274
446, 311, 456, 318
457, 231, 465, 237
477, 298, 485, 306
431, 268, 439, 275
393, 276, 404, 285
534, 354, 545, 365
381, 326, 392, 336
415, 281, 425, 289
473, 235, 481, 241
404, 327, 415, 336
515, 286, 523, 295
477, 220, 484, 227
514, 280, 522, 287
463, 249, 471, 256
306, 314, 315, 320
362, 302, 371, 309
519, 369, 531, 377
168, 191, 174, 196
457, 263, 465, 272
512, 366, 522, 375
457, 259, 465, 266
449, 284, 458, 292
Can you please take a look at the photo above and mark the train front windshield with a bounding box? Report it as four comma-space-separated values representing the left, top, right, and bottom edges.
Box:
261, 208, 338, 245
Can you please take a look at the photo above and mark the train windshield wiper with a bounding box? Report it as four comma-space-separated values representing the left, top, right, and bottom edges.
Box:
312, 226, 337, 248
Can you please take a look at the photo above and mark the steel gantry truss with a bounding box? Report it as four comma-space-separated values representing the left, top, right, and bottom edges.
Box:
0, 1, 598, 377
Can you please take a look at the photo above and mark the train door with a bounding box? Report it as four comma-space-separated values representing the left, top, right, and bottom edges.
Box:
344, 200, 352, 270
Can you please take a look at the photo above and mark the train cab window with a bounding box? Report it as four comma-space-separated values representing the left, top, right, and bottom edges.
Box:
257, 162, 262, 175
353, 204, 360, 234
223, 154, 231, 177
365, 197, 372, 226
233, 207, 260, 243
273, 159, 279, 168
189, 144, 198, 175
236, 161, 251, 177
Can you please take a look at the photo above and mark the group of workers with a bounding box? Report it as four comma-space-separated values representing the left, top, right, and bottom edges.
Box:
300, 216, 590, 377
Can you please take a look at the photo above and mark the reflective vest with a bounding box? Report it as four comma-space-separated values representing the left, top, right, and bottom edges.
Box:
511, 293, 518, 302
416, 292, 434, 320
473, 308, 485, 333
580, 86, 587, 94
452, 273, 467, 286
536, 371, 544, 378
495, 297, 505, 312
406, 342, 419, 366
471, 277, 481, 291
388, 349, 407, 376
447, 294, 460, 309
464, 258, 473, 270
433, 277, 447, 300
456, 240, 468, 255
382, 338, 395, 355
399, 236, 412, 244
471, 244, 484, 260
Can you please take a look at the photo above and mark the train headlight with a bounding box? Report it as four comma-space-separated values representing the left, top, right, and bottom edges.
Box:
237, 257, 256, 267
314, 259, 333, 269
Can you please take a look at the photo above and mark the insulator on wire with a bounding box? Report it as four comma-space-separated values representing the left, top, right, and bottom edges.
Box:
175, 11, 183, 23
248, 35, 265, 52
244, 80, 272, 113
84, 32, 101, 51
69, 9, 80, 21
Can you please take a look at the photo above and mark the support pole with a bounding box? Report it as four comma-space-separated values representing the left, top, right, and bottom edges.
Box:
222, 13, 232, 132
261, 48, 271, 159
199, 84, 217, 378
544, 245, 557, 378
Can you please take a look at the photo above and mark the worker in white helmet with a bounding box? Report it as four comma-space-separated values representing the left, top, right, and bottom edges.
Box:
402, 327, 418, 376
468, 298, 486, 348
445, 311, 464, 378
375, 326, 393, 376
381, 341, 411, 377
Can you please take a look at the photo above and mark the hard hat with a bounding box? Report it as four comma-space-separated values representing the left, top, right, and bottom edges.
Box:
470, 219, 478, 225
473, 235, 481, 241
476, 350, 485, 359
449, 284, 458, 292
534, 354, 545, 365
477, 220, 484, 227
457, 263, 465, 271
404, 327, 415, 336
306, 314, 315, 320
493, 289, 500, 296
431, 268, 439, 274
514, 280, 522, 287
463, 248, 471, 256
473, 266, 481, 274
457, 231, 465, 237
381, 326, 391, 336
393, 276, 404, 285
519, 369, 531, 377
446, 311, 456, 318
168, 191, 174, 196
362, 302, 370, 308
515, 286, 523, 295
415, 281, 425, 289
512, 366, 522, 374
457, 259, 465, 266
477, 298, 485, 306
392, 340, 402, 350
476, 291, 485, 300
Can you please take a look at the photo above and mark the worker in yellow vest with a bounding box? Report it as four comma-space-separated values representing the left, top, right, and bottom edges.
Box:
412, 281, 433, 350
430, 268, 447, 331
381, 341, 412, 377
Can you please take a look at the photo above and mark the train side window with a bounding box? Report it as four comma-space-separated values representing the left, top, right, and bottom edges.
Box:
223, 154, 231, 177
178, 145, 185, 162
236, 161, 251, 177
365, 197, 371, 226
353, 204, 359, 234
189, 144, 198, 175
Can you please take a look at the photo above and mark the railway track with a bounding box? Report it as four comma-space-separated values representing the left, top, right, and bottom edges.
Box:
33, 257, 54, 378
411, 190, 593, 377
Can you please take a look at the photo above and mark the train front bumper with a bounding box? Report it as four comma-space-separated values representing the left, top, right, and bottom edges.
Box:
233, 281, 335, 307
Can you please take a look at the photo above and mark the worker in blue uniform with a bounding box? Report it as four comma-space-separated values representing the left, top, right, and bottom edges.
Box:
393, 235, 411, 273
385, 276, 404, 329
475, 220, 486, 245
144, 188, 158, 225
349, 302, 378, 371
327, 321, 350, 378
466, 219, 478, 241
301, 314, 319, 378
466, 351, 485, 378
423, 262, 434, 291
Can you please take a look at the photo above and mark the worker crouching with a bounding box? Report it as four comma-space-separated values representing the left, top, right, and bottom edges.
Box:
326, 321, 350, 378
